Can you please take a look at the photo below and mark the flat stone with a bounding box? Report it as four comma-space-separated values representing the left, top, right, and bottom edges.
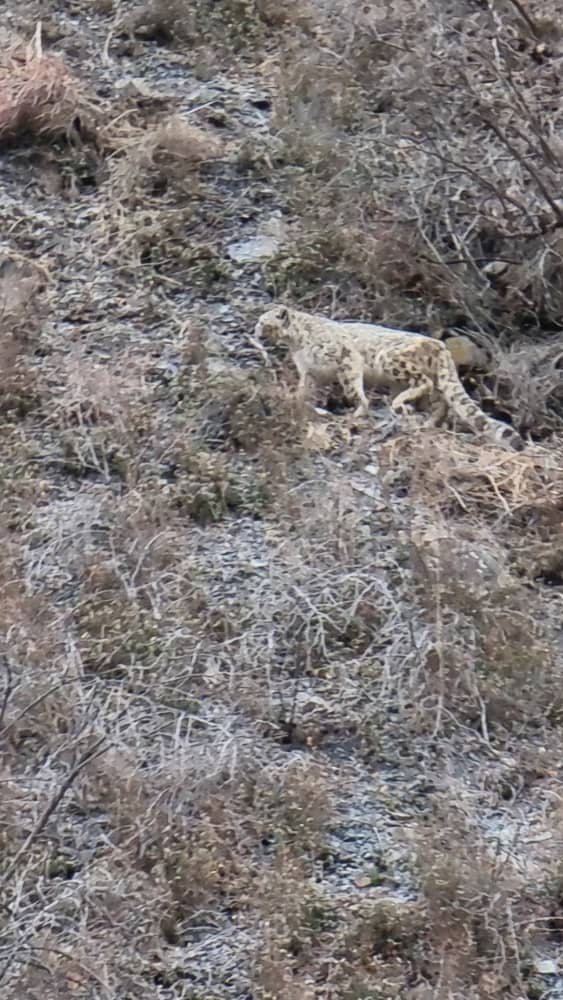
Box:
227, 235, 279, 263
533, 958, 558, 975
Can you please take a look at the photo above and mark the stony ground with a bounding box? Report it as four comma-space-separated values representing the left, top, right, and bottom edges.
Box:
2, 2, 563, 998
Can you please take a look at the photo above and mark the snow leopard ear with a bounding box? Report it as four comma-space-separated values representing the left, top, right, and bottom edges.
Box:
277, 306, 290, 326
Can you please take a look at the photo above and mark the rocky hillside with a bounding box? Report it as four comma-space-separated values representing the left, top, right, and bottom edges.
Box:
2, 2, 563, 998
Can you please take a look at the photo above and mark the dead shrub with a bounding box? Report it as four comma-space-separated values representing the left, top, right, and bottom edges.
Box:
125, 0, 197, 43
251, 551, 389, 676
159, 445, 271, 523
245, 759, 333, 854
0, 426, 49, 531
47, 353, 153, 483
106, 116, 224, 202
252, 851, 336, 986
0, 540, 58, 675
0, 30, 97, 143
155, 116, 223, 164
92, 752, 327, 930
0, 337, 43, 419
127, 0, 309, 52
264, 226, 382, 315
180, 367, 307, 454
268, 1, 563, 331
96, 199, 230, 281
158, 816, 252, 923
232, 483, 397, 729
0, 254, 48, 328
474, 340, 563, 439
381, 431, 563, 522
273, 48, 368, 146
408, 518, 563, 734
0, 254, 49, 417
264, 219, 460, 326
415, 817, 526, 992
157, 351, 307, 513
338, 898, 425, 969
75, 560, 163, 676
100, 117, 228, 279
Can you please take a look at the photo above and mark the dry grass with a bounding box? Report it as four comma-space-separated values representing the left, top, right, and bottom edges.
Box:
265, 0, 563, 334
475, 340, 563, 437
104, 116, 225, 202
126, 0, 310, 50
381, 431, 563, 520
97, 113, 231, 281
0, 27, 97, 142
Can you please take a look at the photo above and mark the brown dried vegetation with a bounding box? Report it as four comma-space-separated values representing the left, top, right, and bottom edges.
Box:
0, 28, 97, 142
2, 1, 563, 998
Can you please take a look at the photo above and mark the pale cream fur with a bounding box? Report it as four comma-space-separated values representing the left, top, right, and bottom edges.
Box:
254, 305, 524, 451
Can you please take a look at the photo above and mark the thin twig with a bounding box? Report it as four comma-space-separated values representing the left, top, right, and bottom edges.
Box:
504, 0, 539, 38
0, 736, 109, 893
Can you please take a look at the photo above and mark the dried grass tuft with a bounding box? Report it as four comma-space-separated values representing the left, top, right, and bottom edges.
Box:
476, 340, 563, 438
105, 116, 224, 177
0, 253, 48, 319
381, 430, 563, 521
0, 27, 97, 143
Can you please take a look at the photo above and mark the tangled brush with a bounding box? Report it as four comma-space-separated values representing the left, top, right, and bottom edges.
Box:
0, 23, 96, 142
380, 428, 563, 523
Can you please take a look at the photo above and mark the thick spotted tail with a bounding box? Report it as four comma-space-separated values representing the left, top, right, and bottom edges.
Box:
435, 347, 524, 451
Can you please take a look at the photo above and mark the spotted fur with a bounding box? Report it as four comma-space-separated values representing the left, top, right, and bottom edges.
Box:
254, 305, 524, 451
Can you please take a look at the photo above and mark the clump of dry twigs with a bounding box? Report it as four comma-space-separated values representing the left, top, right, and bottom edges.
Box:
0, 25, 97, 142
125, 0, 310, 49
104, 115, 225, 201
381, 428, 563, 521
268, 0, 563, 334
